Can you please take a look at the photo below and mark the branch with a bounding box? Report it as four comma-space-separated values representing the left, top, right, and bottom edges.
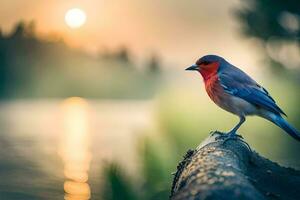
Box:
170, 132, 300, 200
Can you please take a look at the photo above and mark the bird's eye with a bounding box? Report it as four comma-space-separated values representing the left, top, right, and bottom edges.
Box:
201, 61, 210, 65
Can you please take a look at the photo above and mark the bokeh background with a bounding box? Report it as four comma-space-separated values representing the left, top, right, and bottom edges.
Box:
0, 0, 300, 199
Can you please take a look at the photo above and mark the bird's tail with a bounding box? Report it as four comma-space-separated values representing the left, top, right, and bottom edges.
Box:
265, 113, 300, 141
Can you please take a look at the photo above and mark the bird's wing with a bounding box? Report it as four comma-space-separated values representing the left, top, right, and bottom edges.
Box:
218, 66, 286, 116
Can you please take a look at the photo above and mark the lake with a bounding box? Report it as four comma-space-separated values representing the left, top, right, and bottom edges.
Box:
0, 98, 155, 200
1, 97, 299, 200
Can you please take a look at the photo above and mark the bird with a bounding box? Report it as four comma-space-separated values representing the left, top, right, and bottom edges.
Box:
186, 55, 300, 141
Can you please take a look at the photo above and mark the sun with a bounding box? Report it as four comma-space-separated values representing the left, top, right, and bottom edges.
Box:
65, 8, 87, 29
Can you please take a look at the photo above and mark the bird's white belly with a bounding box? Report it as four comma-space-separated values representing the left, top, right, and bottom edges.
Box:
217, 94, 258, 117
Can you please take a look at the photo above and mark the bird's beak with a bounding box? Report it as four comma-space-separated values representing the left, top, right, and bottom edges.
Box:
185, 64, 198, 71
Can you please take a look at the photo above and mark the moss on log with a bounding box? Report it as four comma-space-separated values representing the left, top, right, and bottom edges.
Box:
170, 132, 300, 200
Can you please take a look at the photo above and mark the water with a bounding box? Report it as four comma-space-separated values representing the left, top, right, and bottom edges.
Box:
1, 97, 299, 199
0, 98, 154, 200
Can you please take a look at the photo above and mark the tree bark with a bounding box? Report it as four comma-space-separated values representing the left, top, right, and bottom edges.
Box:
170, 132, 300, 200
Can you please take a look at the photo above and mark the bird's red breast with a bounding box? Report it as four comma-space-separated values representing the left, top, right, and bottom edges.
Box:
200, 62, 224, 104
205, 74, 225, 105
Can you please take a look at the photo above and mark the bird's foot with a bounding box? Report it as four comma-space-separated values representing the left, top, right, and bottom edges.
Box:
215, 132, 251, 151
210, 131, 223, 136
215, 132, 243, 140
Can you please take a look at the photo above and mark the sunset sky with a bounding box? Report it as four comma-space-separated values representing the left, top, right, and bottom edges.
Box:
0, 0, 263, 73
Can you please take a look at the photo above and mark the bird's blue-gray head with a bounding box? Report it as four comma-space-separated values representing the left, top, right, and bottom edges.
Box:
185, 54, 227, 73
196, 55, 226, 65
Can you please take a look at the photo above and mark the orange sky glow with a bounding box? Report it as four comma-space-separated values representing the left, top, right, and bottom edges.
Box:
0, 0, 263, 74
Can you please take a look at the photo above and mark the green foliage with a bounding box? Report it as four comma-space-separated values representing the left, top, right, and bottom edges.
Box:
139, 137, 174, 200
102, 136, 174, 200
102, 164, 138, 200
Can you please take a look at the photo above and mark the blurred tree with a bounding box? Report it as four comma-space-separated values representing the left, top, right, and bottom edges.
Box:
0, 21, 39, 98
116, 47, 131, 63
235, 0, 300, 168
25, 21, 36, 38
11, 21, 26, 38
146, 54, 161, 74
0, 21, 161, 99
234, 0, 300, 74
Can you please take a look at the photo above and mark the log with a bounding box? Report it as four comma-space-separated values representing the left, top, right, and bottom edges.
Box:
170, 131, 300, 200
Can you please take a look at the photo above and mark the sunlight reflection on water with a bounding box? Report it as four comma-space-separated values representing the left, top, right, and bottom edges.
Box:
0, 99, 154, 199
59, 97, 92, 200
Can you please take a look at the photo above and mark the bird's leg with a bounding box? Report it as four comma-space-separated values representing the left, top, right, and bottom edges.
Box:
216, 116, 245, 140
215, 116, 251, 151
227, 116, 246, 138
